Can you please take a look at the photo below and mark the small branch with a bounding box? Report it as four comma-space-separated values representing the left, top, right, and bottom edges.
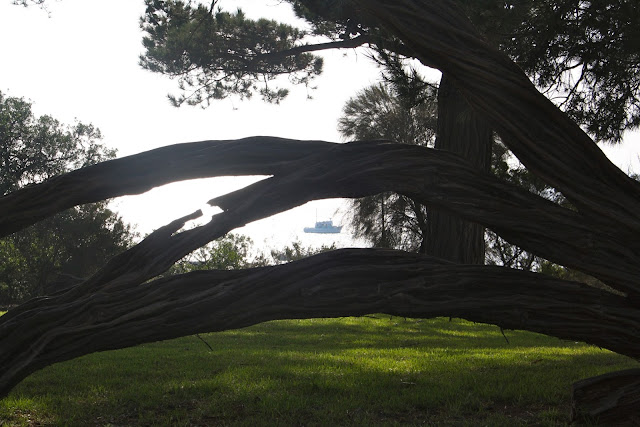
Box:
499, 327, 510, 344
247, 36, 374, 67
195, 334, 214, 352
558, 63, 586, 109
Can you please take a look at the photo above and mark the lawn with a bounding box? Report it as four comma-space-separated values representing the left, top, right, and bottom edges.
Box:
0, 314, 636, 426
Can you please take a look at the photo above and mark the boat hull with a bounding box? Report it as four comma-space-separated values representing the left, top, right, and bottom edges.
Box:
303, 226, 343, 234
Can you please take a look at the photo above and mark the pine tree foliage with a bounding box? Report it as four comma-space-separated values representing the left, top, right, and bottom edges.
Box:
463, 0, 640, 143
140, 0, 324, 105
140, 0, 639, 142
339, 83, 437, 144
338, 82, 436, 250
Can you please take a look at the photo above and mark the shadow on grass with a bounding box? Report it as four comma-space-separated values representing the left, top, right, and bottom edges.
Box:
2, 316, 637, 426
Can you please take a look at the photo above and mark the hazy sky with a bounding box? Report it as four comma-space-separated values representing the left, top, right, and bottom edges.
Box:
0, 0, 388, 249
1, 0, 638, 250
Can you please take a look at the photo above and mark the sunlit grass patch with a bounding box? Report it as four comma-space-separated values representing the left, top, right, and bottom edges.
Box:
1, 316, 637, 426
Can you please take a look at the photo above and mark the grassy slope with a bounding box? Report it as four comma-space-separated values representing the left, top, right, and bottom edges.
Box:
0, 315, 637, 426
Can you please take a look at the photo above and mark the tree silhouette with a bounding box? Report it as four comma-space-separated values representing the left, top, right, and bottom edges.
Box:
1, 0, 639, 422
0, 92, 135, 304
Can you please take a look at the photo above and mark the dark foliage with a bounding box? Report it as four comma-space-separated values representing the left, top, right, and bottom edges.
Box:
338, 83, 436, 251
140, 0, 324, 105
0, 92, 135, 304
463, 0, 640, 143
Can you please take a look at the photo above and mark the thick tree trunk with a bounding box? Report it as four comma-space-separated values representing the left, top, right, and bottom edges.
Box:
0, 138, 639, 399
571, 369, 640, 425
1, 1, 639, 421
358, 0, 640, 230
425, 74, 491, 263
357, 1, 640, 422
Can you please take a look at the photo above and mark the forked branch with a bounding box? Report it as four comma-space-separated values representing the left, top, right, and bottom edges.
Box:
2, 139, 637, 295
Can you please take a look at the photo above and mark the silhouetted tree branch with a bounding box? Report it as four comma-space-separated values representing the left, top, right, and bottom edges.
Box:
1, 1, 639, 422
2, 248, 638, 398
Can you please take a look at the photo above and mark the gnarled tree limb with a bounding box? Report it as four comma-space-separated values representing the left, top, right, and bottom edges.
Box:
1, 138, 639, 399
571, 369, 640, 424
2, 139, 636, 295
0, 137, 333, 237
1, 249, 638, 398
1, 1, 639, 420
356, 0, 640, 229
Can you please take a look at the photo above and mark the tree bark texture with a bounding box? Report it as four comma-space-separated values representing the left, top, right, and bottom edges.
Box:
425, 74, 492, 264
350, 3, 640, 417
0, 137, 333, 237
571, 369, 640, 424
3, 139, 637, 295
0, 138, 639, 400
357, 0, 640, 230
1, 0, 640, 421
1, 249, 638, 398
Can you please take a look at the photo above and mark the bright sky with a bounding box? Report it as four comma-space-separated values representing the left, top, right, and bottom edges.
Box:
1, 0, 638, 251
0, 0, 386, 250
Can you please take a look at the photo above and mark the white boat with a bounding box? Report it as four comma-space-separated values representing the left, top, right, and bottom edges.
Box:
303, 220, 342, 234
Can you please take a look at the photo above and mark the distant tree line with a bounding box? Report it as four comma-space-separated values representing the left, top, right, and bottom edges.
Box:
0, 92, 136, 305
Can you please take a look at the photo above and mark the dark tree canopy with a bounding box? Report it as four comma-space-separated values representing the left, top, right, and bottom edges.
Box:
477, 0, 640, 143
0, 92, 113, 196
139, 0, 412, 106
140, 0, 640, 144
140, 0, 324, 104
0, 92, 135, 304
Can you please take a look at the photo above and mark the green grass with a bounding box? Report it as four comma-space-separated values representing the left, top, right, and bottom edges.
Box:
1, 316, 637, 426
